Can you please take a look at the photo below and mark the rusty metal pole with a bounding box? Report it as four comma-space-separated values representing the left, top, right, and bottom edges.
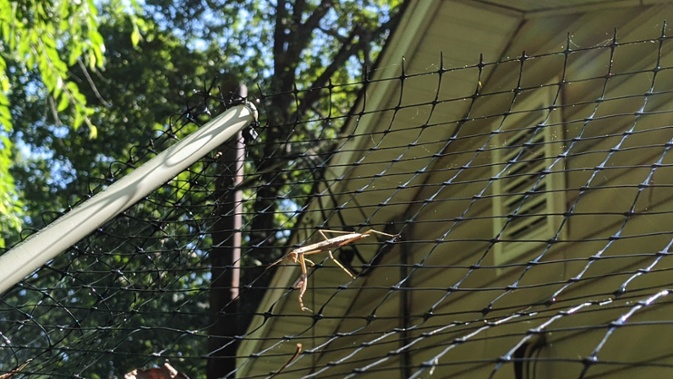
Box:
208, 80, 246, 378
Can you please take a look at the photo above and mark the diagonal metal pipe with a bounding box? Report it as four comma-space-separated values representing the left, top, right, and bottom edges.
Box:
0, 103, 257, 296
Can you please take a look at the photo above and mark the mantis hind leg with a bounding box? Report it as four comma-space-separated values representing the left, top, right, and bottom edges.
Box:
327, 249, 356, 279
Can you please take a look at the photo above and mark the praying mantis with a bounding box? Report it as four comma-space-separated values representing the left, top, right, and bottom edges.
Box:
272, 229, 400, 312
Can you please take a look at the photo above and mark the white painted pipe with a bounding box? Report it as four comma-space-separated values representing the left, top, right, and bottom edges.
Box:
0, 103, 257, 295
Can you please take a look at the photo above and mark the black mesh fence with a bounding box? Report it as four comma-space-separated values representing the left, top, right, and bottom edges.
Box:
4, 29, 673, 378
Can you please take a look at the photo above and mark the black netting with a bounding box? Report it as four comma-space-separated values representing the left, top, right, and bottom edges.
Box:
4, 29, 673, 378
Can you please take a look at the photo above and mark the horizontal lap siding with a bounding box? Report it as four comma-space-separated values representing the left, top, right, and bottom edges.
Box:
238, 3, 673, 378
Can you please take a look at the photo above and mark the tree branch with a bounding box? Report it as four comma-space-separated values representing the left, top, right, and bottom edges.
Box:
292, 0, 307, 25
286, 0, 333, 69
77, 58, 111, 107
298, 9, 403, 115
273, 0, 288, 76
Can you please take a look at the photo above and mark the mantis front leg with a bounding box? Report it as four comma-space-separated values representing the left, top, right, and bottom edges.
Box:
296, 253, 312, 312
280, 228, 399, 312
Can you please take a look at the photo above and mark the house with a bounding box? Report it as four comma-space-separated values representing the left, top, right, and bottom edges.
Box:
237, 1, 673, 377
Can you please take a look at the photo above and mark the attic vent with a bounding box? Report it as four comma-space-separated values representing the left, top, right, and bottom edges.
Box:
491, 85, 566, 267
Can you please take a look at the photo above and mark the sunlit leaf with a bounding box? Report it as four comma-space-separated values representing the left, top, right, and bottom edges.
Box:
57, 94, 69, 112
131, 25, 141, 46
68, 45, 83, 66
87, 122, 98, 139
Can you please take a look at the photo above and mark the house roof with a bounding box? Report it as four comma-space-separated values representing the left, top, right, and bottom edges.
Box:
236, 1, 673, 377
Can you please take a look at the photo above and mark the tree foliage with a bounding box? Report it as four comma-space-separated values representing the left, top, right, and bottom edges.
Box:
5, 15, 223, 375
4, 0, 404, 376
0, 0, 143, 247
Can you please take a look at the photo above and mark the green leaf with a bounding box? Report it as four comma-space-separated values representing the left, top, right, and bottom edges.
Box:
45, 47, 64, 73
59, 0, 70, 20
87, 120, 98, 139
68, 45, 83, 66
0, 112, 11, 132
53, 77, 63, 99
57, 93, 69, 112
0, 77, 9, 94
72, 110, 83, 130
41, 67, 56, 91
89, 30, 105, 67
0, 91, 10, 132
1, 21, 9, 41
131, 24, 141, 46
17, 34, 31, 56
0, 101, 10, 119
66, 81, 80, 93
72, 88, 87, 105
